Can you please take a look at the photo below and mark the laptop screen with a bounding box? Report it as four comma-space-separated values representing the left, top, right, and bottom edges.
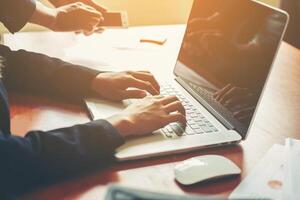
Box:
174, 0, 288, 137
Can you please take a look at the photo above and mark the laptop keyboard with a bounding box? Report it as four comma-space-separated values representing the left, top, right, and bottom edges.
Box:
126, 83, 219, 138
159, 84, 219, 138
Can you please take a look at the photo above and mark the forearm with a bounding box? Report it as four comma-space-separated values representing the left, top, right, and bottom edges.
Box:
29, 1, 57, 30
48, 0, 70, 7
1, 45, 100, 100
0, 120, 124, 196
27, 119, 124, 175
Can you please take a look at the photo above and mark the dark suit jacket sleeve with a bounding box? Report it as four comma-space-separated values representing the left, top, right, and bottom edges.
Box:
0, 45, 126, 197
0, 119, 124, 197
0, 44, 100, 101
0, 0, 36, 33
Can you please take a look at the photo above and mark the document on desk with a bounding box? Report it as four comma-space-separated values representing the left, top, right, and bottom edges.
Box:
63, 26, 184, 72
3, 26, 186, 78
229, 144, 284, 200
282, 138, 300, 200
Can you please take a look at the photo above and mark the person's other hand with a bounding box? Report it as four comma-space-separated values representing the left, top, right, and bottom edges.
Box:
106, 96, 186, 138
91, 71, 160, 101
51, 2, 103, 34
51, 0, 107, 35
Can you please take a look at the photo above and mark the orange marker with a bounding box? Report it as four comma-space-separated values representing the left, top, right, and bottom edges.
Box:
140, 38, 167, 46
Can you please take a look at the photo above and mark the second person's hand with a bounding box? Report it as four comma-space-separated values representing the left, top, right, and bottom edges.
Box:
51, 2, 104, 34
49, 0, 107, 35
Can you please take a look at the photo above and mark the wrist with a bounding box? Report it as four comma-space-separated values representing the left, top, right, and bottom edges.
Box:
91, 73, 105, 93
50, 0, 69, 7
106, 114, 133, 138
48, 9, 58, 31
30, 2, 58, 30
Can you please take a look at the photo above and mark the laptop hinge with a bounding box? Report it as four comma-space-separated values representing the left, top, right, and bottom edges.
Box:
175, 77, 235, 130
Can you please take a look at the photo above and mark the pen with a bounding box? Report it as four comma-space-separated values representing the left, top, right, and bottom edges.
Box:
140, 38, 167, 46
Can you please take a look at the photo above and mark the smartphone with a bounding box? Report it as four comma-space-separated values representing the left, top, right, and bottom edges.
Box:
101, 12, 129, 28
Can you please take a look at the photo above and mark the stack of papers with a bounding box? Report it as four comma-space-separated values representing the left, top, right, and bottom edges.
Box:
282, 138, 300, 200
229, 138, 300, 200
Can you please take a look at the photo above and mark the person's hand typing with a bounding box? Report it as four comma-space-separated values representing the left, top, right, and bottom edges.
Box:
107, 96, 186, 138
91, 71, 160, 101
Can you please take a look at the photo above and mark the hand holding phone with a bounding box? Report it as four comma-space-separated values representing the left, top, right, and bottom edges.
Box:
100, 12, 129, 28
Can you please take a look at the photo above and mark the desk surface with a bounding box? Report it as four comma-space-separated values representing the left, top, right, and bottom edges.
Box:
4, 26, 300, 199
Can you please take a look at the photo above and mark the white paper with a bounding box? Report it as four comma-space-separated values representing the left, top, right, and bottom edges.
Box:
282, 138, 300, 200
3, 26, 186, 80
229, 144, 285, 200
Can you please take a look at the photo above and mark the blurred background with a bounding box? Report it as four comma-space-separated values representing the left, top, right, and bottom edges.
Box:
0, 0, 279, 33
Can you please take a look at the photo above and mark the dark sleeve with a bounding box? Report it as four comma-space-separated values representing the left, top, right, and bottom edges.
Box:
0, 0, 36, 33
0, 45, 100, 101
0, 119, 124, 197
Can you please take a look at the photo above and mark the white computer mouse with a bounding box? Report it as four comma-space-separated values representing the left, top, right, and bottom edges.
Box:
174, 155, 241, 185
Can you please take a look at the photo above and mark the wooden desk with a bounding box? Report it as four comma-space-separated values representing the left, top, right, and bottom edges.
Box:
6, 30, 300, 199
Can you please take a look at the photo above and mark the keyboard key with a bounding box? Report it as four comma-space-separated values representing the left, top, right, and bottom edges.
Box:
161, 129, 173, 138
170, 124, 184, 136
166, 126, 173, 133
164, 132, 174, 138
159, 83, 219, 136
190, 124, 201, 129
211, 127, 219, 132
207, 122, 214, 127
194, 128, 204, 134
185, 126, 196, 135
194, 118, 203, 122
191, 113, 198, 118
199, 121, 206, 126
201, 126, 213, 133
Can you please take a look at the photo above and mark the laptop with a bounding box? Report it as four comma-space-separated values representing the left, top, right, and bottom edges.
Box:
86, 0, 289, 161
